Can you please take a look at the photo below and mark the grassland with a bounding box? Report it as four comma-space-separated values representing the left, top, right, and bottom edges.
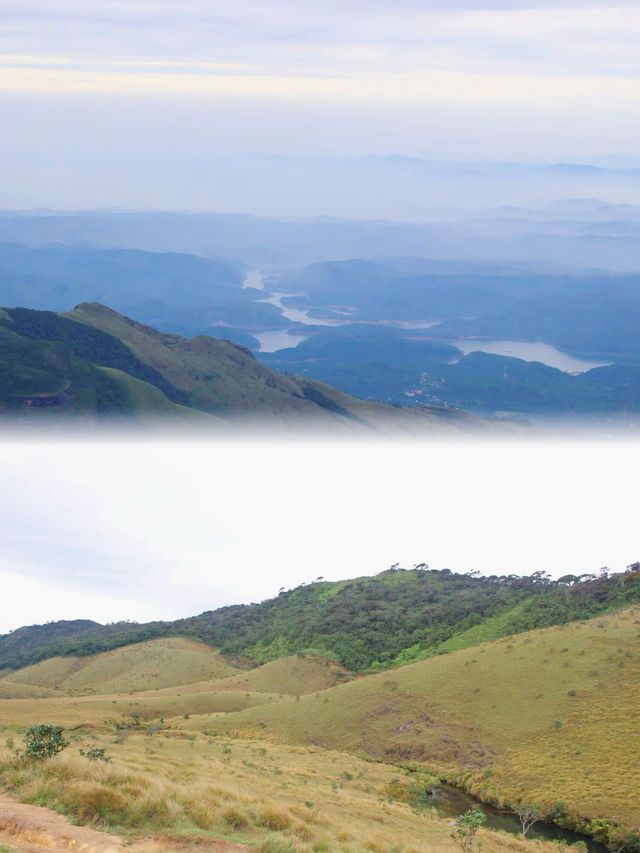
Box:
3, 639, 239, 695
195, 606, 640, 846
0, 731, 561, 853
0, 612, 637, 851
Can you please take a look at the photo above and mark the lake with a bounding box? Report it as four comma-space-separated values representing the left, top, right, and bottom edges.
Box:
453, 340, 611, 373
253, 329, 309, 353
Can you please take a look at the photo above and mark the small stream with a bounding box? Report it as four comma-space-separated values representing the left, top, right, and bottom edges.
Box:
436, 784, 609, 852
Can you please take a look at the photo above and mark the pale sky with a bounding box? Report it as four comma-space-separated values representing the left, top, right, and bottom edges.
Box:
1, 1, 640, 211
1, 437, 638, 634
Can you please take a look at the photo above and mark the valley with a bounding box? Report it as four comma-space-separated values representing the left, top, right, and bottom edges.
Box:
3, 205, 640, 428
0, 603, 638, 853
0, 568, 638, 852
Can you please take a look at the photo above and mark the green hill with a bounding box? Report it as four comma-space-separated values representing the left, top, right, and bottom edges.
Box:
2, 566, 639, 674
0, 302, 489, 432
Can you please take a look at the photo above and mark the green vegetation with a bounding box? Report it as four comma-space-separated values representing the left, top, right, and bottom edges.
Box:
451, 808, 486, 853
80, 747, 111, 762
22, 724, 68, 760
205, 604, 640, 849
2, 565, 639, 675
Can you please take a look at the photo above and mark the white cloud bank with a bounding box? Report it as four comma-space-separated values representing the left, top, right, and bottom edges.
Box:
0, 437, 638, 634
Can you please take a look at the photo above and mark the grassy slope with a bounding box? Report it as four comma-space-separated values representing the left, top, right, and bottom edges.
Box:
65, 303, 339, 417
66, 302, 486, 433
0, 617, 637, 850
199, 605, 640, 836
98, 367, 224, 423
3, 638, 238, 694
0, 681, 54, 700
0, 734, 557, 853
205, 653, 354, 696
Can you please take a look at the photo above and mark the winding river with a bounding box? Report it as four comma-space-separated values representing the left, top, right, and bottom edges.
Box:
244, 271, 612, 372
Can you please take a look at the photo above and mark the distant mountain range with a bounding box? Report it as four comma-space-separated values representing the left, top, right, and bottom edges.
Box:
3, 199, 640, 268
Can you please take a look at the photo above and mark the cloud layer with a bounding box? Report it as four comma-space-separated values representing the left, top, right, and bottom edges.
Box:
1, 1, 638, 208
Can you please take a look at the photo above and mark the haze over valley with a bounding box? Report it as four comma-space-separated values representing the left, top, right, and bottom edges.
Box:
2, 200, 640, 428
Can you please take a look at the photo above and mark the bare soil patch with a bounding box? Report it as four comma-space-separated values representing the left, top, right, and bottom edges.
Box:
0, 794, 254, 853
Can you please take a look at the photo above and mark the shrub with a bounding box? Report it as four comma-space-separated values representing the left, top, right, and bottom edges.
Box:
80, 747, 111, 763
22, 725, 68, 760
451, 807, 486, 852
223, 807, 249, 829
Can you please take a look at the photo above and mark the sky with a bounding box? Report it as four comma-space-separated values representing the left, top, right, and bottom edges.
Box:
0, 437, 638, 634
1, 0, 640, 212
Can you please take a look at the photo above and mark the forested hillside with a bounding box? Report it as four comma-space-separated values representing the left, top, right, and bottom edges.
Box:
2, 565, 638, 673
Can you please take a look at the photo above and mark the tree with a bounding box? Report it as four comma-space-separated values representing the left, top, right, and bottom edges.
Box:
22, 724, 68, 760
515, 803, 543, 838
451, 807, 486, 853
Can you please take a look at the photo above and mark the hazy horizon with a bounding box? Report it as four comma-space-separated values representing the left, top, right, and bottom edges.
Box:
2, 1, 640, 215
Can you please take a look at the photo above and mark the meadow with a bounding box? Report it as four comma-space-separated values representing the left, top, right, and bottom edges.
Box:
0, 610, 638, 852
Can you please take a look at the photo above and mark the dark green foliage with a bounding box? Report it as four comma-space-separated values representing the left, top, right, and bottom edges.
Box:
1, 308, 186, 404
80, 747, 111, 762
300, 383, 358, 420
0, 338, 131, 413
263, 330, 640, 416
1, 567, 639, 674
22, 725, 68, 760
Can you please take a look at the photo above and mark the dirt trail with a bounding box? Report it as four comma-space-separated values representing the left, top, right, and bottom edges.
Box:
0, 794, 254, 853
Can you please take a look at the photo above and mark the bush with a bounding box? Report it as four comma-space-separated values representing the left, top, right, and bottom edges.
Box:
80, 747, 111, 763
22, 725, 68, 760
451, 807, 486, 852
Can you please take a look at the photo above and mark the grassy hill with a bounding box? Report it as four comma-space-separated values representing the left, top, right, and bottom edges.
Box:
0, 609, 637, 851
195, 604, 640, 849
0, 730, 556, 853
3, 638, 238, 695
0, 302, 487, 432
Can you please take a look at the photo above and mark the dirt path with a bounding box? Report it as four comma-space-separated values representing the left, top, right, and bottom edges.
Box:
0, 794, 254, 853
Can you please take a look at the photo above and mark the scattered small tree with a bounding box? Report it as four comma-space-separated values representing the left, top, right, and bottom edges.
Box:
22, 725, 68, 760
515, 803, 543, 838
79, 747, 111, 762
451, 807, 486, 853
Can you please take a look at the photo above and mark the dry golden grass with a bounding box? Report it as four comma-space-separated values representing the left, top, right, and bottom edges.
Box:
0, 735, 559, 853
204, 654, 353, 696
0, 682, 53, 700
1, 608, 638, 849
2, 639, 237, 695
200, 605, 640, 834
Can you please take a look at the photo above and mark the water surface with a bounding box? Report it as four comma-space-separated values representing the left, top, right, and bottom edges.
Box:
453, 340, 611, 373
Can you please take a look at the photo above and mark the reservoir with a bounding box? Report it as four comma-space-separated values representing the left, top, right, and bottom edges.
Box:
452, 340, 611, 373
253, 329, 309, 353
